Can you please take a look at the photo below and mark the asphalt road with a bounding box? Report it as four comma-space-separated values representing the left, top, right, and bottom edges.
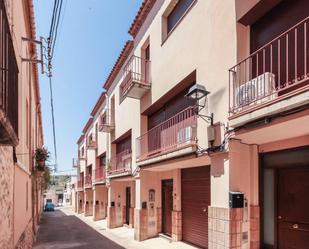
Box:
33, 209, 125, 249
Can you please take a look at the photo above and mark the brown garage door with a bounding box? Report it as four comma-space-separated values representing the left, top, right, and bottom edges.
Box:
182, 166, 210, 248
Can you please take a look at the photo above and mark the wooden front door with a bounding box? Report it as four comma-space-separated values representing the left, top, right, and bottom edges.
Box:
278, 167, 309, 249
125, 187, 131, 225
162, 179, 173, 236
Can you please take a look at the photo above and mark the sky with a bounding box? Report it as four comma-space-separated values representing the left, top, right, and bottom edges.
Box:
34, 0, 143, 175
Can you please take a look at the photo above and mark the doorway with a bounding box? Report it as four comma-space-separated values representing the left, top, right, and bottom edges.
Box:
162, 179, 173, 236
125, 187, 131, 225
261, 146, 309, 249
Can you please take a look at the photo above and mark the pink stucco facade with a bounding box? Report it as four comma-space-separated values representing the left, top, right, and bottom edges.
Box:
0, 1, 44, 249
74, 1, 309, 248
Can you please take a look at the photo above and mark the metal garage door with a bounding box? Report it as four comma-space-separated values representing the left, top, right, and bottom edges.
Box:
182, 166, 210, 248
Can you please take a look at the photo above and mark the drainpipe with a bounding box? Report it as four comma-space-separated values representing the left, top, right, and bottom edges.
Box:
29, 54, 36, 236
105, 92, 110, 169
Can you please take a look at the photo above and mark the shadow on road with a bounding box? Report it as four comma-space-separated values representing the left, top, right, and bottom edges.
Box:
33, 209, 125, 249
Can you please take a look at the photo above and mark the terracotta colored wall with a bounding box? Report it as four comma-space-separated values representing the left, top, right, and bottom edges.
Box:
4, 1, 44, 248
0, 146, 14, 249
13, 167, 32, 246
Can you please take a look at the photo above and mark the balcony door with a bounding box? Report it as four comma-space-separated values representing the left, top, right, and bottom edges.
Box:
250, 0, 309, 90
147, 86, 195, 155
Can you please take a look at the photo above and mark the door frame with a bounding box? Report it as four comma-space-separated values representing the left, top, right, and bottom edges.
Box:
125, 187, 131, 225
259, 146, 309, 249
162, 179, 173, 236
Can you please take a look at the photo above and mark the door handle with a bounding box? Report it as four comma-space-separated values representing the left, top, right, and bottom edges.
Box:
292, 224, 299, 229
278, 216, 282, 220
202, 208, 207, 213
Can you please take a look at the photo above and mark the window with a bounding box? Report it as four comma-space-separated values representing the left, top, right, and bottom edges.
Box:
116, 136, 131, 154
167, 0, 194, 33
99, 155, 106, 167
162, 0, 195, 42
26, 100, 29, 148
0, 2, 19, 145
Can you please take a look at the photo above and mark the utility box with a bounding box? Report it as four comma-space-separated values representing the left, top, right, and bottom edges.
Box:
229, 191, 244, 208
207, 122, 223, 147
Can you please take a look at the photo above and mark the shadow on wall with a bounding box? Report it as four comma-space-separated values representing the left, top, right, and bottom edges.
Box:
208, 86, 226, 110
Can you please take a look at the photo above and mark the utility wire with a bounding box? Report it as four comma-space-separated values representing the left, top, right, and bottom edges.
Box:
49, 0, 59, 44
46, 0, 64, 172
51, 0, 64, 59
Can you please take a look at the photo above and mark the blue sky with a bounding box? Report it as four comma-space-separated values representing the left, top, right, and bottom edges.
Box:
34, 0, 142, 174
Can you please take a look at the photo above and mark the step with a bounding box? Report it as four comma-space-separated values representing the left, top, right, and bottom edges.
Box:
158, 233, 172, 242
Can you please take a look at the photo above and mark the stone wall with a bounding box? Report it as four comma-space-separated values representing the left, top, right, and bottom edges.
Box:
0, 146, 14, 249
208, 206, 250, 249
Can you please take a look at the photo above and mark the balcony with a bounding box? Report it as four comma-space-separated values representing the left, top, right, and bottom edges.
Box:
108, 149, 132, 176
120, 55, 151, 99
77, 180, 84, 191
87, 139, 97, 150
79, 154, 86, 161
93, 167, 106, 184
84, 174, 92, 188
99, 109, 115, 133
136, 107, 197, 162
229, 16, 309, 124
72, 158, 80, 168
0, 3, 19, 146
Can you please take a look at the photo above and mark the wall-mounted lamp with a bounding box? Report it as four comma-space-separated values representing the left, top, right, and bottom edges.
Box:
186, 83, 214, 125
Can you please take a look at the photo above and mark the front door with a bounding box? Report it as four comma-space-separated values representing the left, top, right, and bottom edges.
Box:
278, 167, 309, 249
162, 179, 173, 236
125, 187, 131, 225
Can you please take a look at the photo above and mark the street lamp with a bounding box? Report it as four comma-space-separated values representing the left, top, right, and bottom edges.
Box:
186, 83, 214, 125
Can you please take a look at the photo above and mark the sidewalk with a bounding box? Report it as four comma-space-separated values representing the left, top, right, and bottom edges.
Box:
60, 206, 198, 249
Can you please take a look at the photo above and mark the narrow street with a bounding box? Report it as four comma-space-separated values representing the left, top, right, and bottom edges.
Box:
33, 209, 124, 249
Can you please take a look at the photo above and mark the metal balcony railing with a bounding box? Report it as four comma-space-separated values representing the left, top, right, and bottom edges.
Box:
99, 109, 115, 132
136, 107, 197, 161
72, 158, 80, 168
108, 149, 132, 175
0, 2, 19, 145
93, 167, 106, 183
229, 16, 309, 114
120, 55, 151, 99
87, 139, 97, 150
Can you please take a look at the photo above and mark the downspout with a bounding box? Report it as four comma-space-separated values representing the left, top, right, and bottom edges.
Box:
29, 54, 36, 236
105, 92, 110, 171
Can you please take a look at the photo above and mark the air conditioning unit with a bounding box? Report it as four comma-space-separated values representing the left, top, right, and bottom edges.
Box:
235, 72, 276, 108
177, 126, 192, 144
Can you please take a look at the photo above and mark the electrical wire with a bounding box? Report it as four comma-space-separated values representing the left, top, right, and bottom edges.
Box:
46, 0, 64, 172
51, 0, 64, 59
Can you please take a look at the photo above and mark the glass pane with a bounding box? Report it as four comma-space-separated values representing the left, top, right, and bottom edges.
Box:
263, 168, 274, 246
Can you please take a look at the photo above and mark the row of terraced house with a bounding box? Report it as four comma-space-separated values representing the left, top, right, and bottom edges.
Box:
73, 0, 309, 249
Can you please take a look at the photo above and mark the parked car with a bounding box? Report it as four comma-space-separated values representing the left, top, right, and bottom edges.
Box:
44, 202, 55, 211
